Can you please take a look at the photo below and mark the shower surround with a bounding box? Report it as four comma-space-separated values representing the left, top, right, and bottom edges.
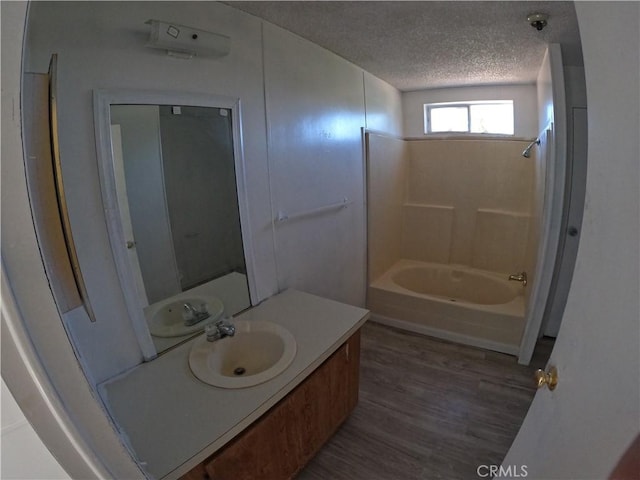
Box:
367, 133, 536, 353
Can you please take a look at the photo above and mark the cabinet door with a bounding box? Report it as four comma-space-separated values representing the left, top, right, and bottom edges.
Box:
288, 331, 359, 464
201, 331, 360, 480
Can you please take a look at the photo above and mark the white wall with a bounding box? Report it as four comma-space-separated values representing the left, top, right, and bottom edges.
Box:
25, 1, 276, 384
23, 1, 402, 384
262, 23, 367, 306
402, 84, 538, 138
2, 2, 144, 476
364, 72, 403, 137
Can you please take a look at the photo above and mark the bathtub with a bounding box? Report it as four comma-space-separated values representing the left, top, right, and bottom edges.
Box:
367, 259, 525, 355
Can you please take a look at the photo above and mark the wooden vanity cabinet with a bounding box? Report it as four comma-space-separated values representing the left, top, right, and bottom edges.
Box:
180, 330, 360, 480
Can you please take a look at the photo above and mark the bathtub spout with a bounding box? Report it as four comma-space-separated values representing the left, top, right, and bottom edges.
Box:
508, 272, 527, 287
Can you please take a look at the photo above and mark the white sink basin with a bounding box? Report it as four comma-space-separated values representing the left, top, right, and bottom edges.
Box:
189, 320, 297, 389
147, 296, 224, 338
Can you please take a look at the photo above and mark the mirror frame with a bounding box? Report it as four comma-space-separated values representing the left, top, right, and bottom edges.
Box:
93, 89, 258, 360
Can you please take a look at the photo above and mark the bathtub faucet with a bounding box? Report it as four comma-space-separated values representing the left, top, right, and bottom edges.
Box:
508, 272, 527, 287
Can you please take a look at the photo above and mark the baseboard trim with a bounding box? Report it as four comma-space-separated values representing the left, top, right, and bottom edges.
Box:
369, 313, 520, 356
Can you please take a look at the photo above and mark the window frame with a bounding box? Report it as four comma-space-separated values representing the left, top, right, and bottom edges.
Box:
423, 100, 515, 136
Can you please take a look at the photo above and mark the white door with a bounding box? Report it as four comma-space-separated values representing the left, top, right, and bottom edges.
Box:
502, 4, 639, 478
110, 124, 149, 307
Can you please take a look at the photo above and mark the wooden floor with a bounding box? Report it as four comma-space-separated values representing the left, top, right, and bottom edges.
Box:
298, 321, 554, 480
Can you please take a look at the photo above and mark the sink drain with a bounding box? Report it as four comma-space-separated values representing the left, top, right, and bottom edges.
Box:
233, 367, 246, 376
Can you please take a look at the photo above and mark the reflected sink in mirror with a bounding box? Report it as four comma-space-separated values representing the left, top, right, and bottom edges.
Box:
103, 101, 252, 356
189, 321, 297, 389
147, 296, 224, 338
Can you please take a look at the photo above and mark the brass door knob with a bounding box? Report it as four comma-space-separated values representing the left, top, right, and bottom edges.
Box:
535, 366, 558, 390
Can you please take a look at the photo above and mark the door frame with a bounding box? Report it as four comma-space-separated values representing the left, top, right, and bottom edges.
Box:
542, 107, 588, 336
518, 44, 568, 365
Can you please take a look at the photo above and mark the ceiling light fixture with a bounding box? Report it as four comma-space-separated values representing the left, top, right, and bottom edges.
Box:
145, 20, 230, 59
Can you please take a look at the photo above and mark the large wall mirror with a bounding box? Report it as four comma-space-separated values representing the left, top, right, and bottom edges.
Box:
94, 90, 256, 357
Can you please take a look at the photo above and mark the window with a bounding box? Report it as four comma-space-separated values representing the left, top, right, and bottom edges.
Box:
424, 101, 514, 135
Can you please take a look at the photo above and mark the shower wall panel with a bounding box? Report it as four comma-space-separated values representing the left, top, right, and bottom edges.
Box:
405, 139, 535, 274
472, 209, 530, 273
400, 204, 454, 264
366, 133, 407, 282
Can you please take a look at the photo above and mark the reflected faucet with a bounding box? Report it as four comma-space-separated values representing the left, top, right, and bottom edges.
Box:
206, 318, 236, 342
509, 272, 527, 287
183, 302, 210, 326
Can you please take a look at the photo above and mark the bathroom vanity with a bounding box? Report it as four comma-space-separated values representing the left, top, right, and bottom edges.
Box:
99, 289, 368, 479
183, 330, 360, 480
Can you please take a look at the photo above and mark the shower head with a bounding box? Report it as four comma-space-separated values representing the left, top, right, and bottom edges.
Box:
522, 138, 540, 158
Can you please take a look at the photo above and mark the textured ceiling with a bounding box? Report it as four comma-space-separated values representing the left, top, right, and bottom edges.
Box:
225, 1, 582, 91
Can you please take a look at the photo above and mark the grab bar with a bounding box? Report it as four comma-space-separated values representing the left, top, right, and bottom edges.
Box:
275, 197, 351, 224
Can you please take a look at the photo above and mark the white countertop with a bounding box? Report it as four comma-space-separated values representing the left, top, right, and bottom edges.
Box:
99, 289, 369, 479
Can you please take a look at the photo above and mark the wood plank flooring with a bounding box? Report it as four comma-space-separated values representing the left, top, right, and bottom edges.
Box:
297, 321, 554, 480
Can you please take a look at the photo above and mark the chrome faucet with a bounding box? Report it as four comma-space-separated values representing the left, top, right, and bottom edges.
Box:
509, 271, 527, 287
183, 302, 210, 326
206, 318, 236, 342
